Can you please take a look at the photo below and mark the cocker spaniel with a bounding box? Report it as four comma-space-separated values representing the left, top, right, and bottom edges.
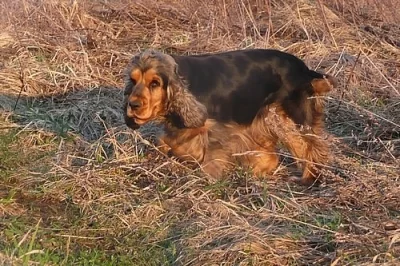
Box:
123, 49, 336, 186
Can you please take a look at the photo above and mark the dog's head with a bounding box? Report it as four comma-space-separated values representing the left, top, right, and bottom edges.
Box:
123, 50, 208, 130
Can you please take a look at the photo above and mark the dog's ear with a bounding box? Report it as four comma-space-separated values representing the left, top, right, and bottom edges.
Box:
123, 75, 134, 96
123, 59, 137, 97
166, 63, 208, 128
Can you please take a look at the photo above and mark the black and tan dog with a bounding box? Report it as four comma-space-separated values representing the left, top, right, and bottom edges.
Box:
123, 49, 336, 186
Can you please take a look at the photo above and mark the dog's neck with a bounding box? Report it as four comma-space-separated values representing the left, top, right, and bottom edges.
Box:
164, 112, 187, 131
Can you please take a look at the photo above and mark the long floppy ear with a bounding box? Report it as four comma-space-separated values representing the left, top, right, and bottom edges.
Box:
167, 63, 208, 128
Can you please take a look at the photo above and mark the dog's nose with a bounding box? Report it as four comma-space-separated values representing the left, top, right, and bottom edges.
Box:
128, 99, 142, 109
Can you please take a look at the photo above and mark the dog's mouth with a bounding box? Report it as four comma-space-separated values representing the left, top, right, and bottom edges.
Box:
124, 106, 155, 130
128, 111, 154, 124
124, 113, 153, 128
132, 117, 151, 125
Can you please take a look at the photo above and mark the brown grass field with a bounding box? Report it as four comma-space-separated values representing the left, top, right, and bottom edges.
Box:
0, 0, 399, 265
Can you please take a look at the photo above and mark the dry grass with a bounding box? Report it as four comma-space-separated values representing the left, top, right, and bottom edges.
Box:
0, 0, 399, 265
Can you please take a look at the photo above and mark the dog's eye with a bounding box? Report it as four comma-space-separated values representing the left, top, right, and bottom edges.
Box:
149, 80, 160, 89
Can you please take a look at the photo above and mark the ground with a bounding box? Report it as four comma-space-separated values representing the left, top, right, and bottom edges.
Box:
0, 0, 399, 265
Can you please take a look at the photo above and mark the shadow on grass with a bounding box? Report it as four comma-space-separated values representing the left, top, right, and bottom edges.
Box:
0, 86, 164, 172
0, 87, 130, 142
324, 96, 400, 165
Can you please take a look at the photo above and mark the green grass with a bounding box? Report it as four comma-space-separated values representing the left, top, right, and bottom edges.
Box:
0, 128, 56, 179
0, 201, 183, 265
314, 212, 342, 231
0, 129, 22, 177
20, 107, 75, 138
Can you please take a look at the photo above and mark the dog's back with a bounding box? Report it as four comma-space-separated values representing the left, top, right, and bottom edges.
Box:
172, 49, 335, 128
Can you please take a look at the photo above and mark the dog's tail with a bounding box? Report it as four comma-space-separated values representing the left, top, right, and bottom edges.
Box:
309, 70, 337, 95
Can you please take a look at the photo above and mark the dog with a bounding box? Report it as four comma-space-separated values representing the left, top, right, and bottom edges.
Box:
123, 49, 336, 186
